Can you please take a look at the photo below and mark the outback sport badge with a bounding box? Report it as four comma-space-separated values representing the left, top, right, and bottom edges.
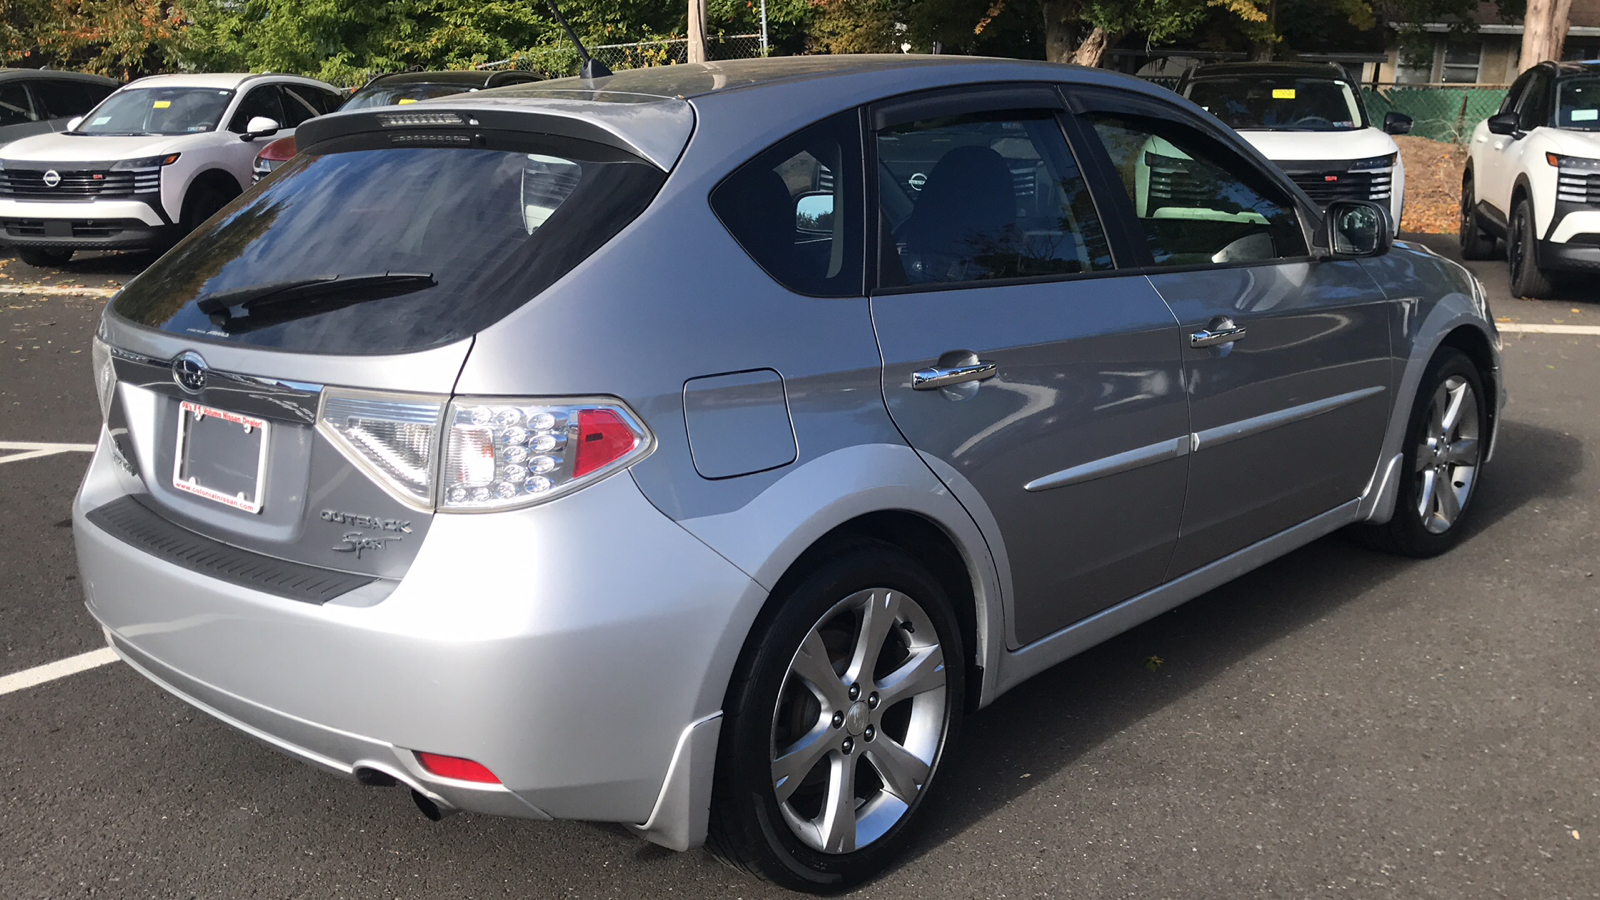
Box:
171, 351, 208, 393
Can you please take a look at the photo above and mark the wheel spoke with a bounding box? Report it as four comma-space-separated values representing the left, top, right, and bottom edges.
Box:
864, 736, 930, 803
846, 590, 901, 686
1439, 382, 1468, 438
1442, 437, 1480, 466
773, 726, 836, 803
875, 643, 946, 710
1415, 441, 1434, 472
792, 630, 849, 710
1417, 469, 1438, 522
1438, 478, 1462, 525
1429, 384, 1450, 436
818, 754, 858, 853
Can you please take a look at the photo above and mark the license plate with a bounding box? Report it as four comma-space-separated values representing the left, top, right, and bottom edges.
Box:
172, 400, 269, 514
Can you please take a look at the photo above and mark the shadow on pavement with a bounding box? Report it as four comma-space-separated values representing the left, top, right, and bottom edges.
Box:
898, 418, 1583, 865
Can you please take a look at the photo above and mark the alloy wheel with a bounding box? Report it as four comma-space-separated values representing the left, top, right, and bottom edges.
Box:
770, 587, 948, 854
1414, 375, 1481, 534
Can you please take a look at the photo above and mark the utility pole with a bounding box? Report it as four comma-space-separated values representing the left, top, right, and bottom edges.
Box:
688, 0, 708, 64
759, 0, 769, 56
1521, 0, 1574, 71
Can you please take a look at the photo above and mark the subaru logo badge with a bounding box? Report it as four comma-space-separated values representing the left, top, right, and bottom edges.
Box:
172, 351, 208, 394
42, 170, 61, 188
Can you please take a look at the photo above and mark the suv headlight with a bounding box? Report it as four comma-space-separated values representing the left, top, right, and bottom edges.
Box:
1349, 153, 1398, 171
111, 154, 180, 169
1546, 153, 1600, 169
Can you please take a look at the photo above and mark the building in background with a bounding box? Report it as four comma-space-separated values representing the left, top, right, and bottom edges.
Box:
1383, 0, 1600, 86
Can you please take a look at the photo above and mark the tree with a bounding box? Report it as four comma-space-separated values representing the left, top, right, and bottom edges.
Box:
1520, 0, 1572, 69
1, 0, 183, 76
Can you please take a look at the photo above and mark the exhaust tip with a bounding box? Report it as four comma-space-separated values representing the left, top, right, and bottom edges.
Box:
354, 767, 397, 787
411, 789, 458, 821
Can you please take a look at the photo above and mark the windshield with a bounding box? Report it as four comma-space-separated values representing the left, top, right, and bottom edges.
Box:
76, 87, 234, 136
341, 83, 482, 111
112, 131, 664, 354
1558, 76, 1600, 130
1186, 76, 1365, 131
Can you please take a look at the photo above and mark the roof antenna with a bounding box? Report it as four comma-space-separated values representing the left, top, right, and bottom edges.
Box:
543, 1, 613, 81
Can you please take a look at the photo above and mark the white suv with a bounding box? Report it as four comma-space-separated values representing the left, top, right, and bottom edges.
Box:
0, 72, 341, 267
1462, 60, 1600, 297
1178, 62, 1411, 224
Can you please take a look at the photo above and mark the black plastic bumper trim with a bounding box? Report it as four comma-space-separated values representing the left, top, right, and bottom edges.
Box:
85, 496, 376, 604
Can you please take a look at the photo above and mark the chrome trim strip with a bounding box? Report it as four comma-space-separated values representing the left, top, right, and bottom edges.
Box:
1023, 436, 1189, 493
1192, 385, 1386, 452
111, 352, 323, 425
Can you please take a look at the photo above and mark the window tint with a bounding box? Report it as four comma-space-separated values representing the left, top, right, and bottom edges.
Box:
113, 132, 665, 354
1519, 73, 1553, 130
710, 111, 863, 297
0, 83, 37, 127
1500, 70, 1534, 116
30, 80, 112, 118
278, 86, 322, 126
229, 85, 285, 132
876, 109, 1112, 288
1084, 113, 1307, 267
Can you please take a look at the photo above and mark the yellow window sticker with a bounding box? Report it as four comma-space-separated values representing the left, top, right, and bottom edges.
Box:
153, 100, 171, 109
1272, 89, 1296, 100
398, 98, 418, 104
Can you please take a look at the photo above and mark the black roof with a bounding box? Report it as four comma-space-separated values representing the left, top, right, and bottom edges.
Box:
0, 67, 119, 85
1547, 59, 1600, 77
1186, 61, 1350, 81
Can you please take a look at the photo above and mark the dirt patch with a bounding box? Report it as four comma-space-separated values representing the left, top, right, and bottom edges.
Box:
1397, 135, 1469, 235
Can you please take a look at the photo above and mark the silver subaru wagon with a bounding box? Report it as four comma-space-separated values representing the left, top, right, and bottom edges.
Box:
75, 56, 1503, 891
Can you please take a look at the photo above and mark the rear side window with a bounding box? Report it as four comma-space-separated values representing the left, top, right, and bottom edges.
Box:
112, 131, 666, 354
0, 83, 37, 127
710, 111, 863, 297
30, 80, 113, 118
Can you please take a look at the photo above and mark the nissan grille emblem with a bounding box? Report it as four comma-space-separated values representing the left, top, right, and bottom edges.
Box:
172, 352, 208, 394
42, 170, 61, 188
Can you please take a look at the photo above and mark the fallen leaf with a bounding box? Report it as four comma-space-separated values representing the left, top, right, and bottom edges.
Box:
1144, 655, 1164, 672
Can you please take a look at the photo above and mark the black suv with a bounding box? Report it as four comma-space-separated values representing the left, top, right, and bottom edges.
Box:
0, 68, 119, 147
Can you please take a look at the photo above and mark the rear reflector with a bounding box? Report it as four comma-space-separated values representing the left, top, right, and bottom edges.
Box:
415, 751, 501, 784
574, 408, 640, 477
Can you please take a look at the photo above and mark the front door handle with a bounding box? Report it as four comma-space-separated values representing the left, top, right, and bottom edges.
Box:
1190, 323, 1248, 348
911, 360, 997, 390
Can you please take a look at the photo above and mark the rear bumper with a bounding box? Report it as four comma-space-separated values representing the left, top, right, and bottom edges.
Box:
74, 431, 763, 829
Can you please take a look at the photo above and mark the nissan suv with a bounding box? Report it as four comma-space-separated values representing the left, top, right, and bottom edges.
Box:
1461, 59, 1600, 297
0, 72, 341, 267
1178, 62, 1412, 223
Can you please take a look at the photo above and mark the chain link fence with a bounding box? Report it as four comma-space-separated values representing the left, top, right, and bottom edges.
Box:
478, 34, 765, 78
1360, 85, 1508, 144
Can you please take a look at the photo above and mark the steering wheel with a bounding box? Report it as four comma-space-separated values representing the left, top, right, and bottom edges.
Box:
1288, 115, 1335, 129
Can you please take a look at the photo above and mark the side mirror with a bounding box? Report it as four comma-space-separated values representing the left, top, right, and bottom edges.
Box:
240, 116, 281, 142
795, 191, 834, 234
1382, 112, 1413, 135
66, 116, 84, 132
1486, 113, 1519, 136
1320, 200, 1392, 258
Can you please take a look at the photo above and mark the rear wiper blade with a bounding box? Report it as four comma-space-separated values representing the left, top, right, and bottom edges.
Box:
197, 272, 435, 333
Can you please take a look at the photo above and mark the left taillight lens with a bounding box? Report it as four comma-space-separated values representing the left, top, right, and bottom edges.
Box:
91, 334, 116, 423
440, 398, 652, 512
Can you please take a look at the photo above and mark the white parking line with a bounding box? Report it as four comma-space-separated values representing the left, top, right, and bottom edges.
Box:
0, 284, 118, 298
1498, 323, 1600, 335
0, 648, 119, 698
0, 441, 97, 465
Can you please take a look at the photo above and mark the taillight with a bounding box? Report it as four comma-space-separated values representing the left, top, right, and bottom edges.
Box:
415, 751, 500, 784
317, 389, 651, 512
91, 333, 116, 423
318, 391, 445, 510
440, 398, 650, 511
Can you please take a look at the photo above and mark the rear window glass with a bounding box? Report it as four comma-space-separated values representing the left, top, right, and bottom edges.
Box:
112, 131, 664, 354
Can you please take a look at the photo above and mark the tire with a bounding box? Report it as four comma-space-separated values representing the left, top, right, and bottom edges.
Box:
179, 183, 236, 236
1458, 175, 1496, 260
709, 540, 964, 892
1349, 348, 1486, 558
1508, 198, 1555, 299
17, 247, 73, 268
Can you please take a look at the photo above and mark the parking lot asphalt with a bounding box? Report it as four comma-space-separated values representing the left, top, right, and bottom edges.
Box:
1, 243, 1596, 899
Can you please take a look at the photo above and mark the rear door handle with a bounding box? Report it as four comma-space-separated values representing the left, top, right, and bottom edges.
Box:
911, 360, 997, 390
1190, 324, 1247, 348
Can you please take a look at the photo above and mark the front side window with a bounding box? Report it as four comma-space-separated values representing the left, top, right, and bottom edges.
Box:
229, 86, 286, 132
77, 87, 232, 135
1519, 73, 1553, 131
1085, 113, 1306, 267
0, 83, 35, 127
1557, 76, 1600, 129
1186, 76, 1364, 131
876, 109, 1113, 288
29, 80, 113, 119
111, 131, 665, 354
710, 111, 863, 297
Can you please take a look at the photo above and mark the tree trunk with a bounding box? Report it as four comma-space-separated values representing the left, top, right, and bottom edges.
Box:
1040, 0, 1079, 64
688, 0, 708, 64
1070, 25, 1116, 68
1521, 0, 1574, 71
